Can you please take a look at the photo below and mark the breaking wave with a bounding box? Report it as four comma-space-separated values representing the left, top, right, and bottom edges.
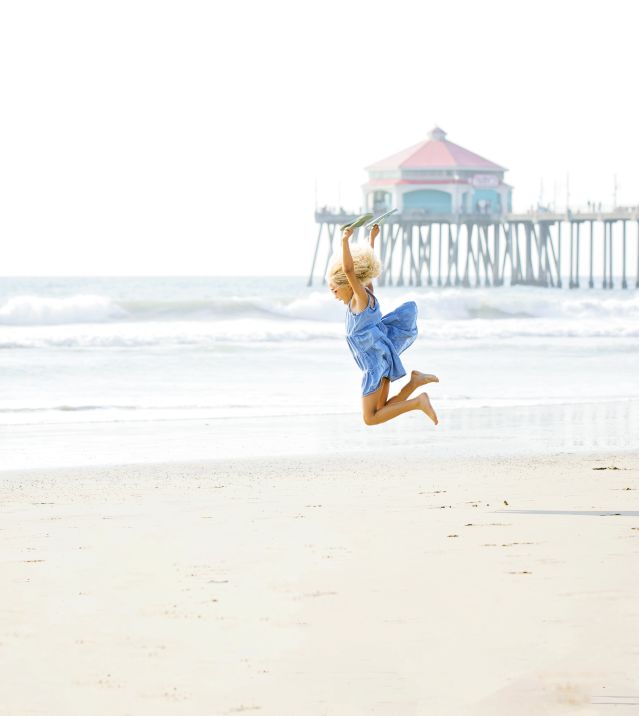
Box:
1, 286, 638, 346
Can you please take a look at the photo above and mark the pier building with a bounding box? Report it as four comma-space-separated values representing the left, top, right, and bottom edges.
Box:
363, 127, 512, 217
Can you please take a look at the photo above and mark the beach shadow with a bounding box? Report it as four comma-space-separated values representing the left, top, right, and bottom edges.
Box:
590, 696, 639, 706
493, 509, 639, 517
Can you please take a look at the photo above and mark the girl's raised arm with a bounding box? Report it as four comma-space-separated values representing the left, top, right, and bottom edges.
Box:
369, 223, 380, 249
342, 228, 369, 313
366, 223, 380, 294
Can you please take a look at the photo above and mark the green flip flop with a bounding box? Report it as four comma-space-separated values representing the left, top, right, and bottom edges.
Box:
365, 208, 397, 228
340, 213, 374, 232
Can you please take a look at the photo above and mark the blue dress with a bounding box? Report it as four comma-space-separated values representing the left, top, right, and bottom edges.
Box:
346, 289, 418, 396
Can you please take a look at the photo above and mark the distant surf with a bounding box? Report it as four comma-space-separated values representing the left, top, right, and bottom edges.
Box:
1, 285, 638, 347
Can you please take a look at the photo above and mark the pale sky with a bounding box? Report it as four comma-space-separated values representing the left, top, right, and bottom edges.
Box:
1, 0, 637, 276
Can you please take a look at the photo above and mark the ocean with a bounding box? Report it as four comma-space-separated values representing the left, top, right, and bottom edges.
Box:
1, 276, 638, 469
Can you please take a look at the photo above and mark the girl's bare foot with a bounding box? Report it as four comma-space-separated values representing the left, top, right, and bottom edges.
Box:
411, 370, 439, 387
418, 393, 439, 425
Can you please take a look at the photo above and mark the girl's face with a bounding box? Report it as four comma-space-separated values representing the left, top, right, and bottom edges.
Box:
329, 281, 353, 304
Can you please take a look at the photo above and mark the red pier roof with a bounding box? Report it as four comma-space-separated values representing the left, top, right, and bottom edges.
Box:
367, 127, 506, 172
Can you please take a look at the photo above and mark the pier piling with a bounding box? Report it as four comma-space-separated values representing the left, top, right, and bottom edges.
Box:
309, 210, 639, 289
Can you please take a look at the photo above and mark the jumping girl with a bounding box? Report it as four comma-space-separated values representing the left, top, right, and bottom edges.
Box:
328, 223, 439, 426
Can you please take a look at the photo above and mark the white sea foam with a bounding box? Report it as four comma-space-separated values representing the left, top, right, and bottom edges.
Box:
2, 316, 639, 349
1, 286, 638, 343
396, 288, 639, 321
0, 294, 127, 325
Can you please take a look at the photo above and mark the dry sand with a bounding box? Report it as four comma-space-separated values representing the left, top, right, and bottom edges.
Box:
1, 451, 639, 715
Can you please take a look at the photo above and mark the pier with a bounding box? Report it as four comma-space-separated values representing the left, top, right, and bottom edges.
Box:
309, 127, 638, 289
308, 209, 639, 288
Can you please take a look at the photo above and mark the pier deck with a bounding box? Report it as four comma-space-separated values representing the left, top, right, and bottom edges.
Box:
309, 210, 639, 289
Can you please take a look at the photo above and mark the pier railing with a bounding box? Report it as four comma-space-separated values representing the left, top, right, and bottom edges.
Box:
309, 210, 639, 289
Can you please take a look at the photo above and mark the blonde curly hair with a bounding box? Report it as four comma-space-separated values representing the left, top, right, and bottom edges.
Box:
327, 244, 382, 287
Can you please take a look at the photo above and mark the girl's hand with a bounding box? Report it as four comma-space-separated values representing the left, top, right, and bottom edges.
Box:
370, 224, 380, 241
342, 227, 354, 241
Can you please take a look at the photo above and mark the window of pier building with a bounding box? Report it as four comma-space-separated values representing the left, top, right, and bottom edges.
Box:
462, 189, 503, 214
403, 189, 452, 214
367, 191, 392, 212
401, 169, 456, 180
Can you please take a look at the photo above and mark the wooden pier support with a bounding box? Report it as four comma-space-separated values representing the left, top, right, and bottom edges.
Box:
309, 210, 639, 289
622, 220, 628, 290
588, 220, 594, 288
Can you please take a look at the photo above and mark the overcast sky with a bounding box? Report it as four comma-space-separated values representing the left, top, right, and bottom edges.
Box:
1, 0, 637, 276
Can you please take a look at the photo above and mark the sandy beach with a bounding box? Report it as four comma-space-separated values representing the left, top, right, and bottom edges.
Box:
2, 450, 638, 715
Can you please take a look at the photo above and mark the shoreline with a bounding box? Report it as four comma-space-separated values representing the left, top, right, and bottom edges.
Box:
3, 398, 639, 472
2, 450, 639, 714
2, 444, 639, 478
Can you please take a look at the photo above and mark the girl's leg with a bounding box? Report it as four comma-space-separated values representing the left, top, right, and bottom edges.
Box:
385, 371, 439, 406
375, 377, 391, 411
363, 383, 438, 426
